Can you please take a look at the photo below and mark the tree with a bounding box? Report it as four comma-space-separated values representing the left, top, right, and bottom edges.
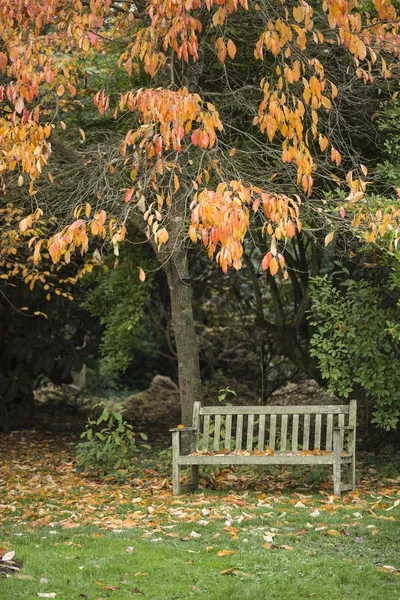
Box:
1, 0, 400, 424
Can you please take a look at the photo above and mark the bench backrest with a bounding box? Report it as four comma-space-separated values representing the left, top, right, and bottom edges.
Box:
192, 401, 357, 453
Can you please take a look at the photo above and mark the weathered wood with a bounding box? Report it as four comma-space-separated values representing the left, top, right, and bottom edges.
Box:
172, 401, 357, 497
236, 414, 243, 450
292, 414, 299, 451
348, 400, 357, 490
179, 454, 336, 465
333, 427, 341, 496
203, 414, 210, 451
247, 414, 254, 451
314, 413, 322, 449
193, 401, 201, 452
200, 405, 349, 415
214, 414, 221, 452
338, 414, 345, 449
258, 414, 266, 451
269, 414, 277, 451
303, 414, 310, 450
326, 414, 333, 451
225, 414, 232, 450
172, 431, 180, 495
280, 414, 288, 451
191, 465, 198, 489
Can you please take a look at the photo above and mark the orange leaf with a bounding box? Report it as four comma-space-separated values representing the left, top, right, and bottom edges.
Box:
269, 256, 279, 276
138, 268, 146, 282
124, 188, 135, 203
227, 39, 237, 60
217, 550, 236, 556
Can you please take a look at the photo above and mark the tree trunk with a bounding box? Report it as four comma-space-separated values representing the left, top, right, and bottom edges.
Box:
163, 252, 203, 426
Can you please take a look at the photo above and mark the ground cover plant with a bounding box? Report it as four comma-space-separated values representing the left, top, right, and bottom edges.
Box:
0, 431, 399, 600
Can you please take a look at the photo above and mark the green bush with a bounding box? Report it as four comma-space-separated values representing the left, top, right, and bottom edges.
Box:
309, 276, 400, 430
76, 404, 149, 481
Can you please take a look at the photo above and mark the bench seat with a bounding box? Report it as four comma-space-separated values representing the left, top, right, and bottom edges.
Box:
171, 400, 357, 496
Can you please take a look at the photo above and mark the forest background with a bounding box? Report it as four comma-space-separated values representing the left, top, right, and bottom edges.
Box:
1, 0, 400, 452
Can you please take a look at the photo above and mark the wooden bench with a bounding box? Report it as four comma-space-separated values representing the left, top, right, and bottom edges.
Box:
171, 400, 356, 496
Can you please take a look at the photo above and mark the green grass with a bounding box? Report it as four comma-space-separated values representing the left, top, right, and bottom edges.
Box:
1, 432, 399, 599
2, 491, 400, 600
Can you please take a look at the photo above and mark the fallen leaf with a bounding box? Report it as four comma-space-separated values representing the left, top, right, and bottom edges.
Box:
217, 549, 236, 557
15, 574, 35, 580
189, 531, 201, 538
2, 551, 15, 561
40, 578, 49, 583
325, 530, 339, 536
134, 573, 149, 577
189, 585, 202, 593
126, 547, 135, 553
220, 566, 238, 575
37, 594, 57, 599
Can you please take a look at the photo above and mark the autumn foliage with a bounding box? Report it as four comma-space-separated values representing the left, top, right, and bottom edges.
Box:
1, 0, 400, 279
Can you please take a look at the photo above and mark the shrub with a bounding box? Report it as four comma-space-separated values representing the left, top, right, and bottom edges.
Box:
309, 276, 400, 430
76, 404, 149, 481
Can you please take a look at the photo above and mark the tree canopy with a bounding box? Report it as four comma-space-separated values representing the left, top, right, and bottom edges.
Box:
1, 0, 400, 429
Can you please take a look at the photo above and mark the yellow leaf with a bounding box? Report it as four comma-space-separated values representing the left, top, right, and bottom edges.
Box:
227, 39, 237, 60
174, 174, 180, 193
138, 268, 146, 282
269, 257, 279, 276
324, 232, 334, 246
217, 550, 236, 556
57, 84, 65, 97
325, 530, 339, 536
177, 424, 184, 429
79, 128, 86, 142
293, 5, 304, 22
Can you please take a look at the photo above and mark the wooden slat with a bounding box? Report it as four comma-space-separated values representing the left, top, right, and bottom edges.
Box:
333, 428, 341, 495
303, 414, 310, 450
258, 414, 266, 451
280, 414, 288, 451
339, 414, 345, 449
180, 454, 336, 466
193, 401, 201, 451
236, 414, 243, 450
326, 414, 333, 451
203, 414, 210, 451
269, 414, 276, 451
314, 413, 322, 449
214, 415, 221, 452
200, 405, 349, 415
225, 414, 232, 450
246, 415, 254, 451
292, 414, 299, 451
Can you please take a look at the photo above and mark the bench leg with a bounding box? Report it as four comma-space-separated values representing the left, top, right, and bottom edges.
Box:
350, 457, 356, 492
191, 465, 198, 490
172, 431, 180, 496
333, 428, 341, 496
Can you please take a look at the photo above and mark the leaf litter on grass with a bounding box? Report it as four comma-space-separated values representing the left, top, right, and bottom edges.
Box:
0, 429, 399, 591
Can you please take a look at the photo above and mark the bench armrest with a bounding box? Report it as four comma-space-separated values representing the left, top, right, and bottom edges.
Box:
169, 426, 197, 432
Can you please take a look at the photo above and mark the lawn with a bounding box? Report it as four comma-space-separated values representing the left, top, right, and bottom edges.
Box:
0, 431, 399, 600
